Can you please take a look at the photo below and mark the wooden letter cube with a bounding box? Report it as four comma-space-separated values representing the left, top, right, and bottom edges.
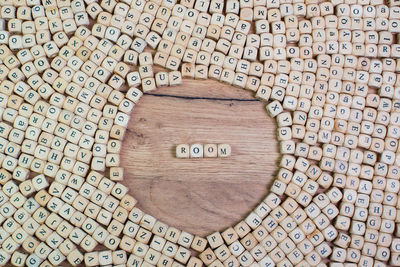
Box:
190, 144, 204, 158
176, 144, 190, 158
204, 144, 218, 158
218, 144, 231, 157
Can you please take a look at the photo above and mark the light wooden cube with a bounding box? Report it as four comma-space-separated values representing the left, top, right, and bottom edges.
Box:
155, 72, 169, 87
169, 71, 182, 86
176, 144, 190, 158
142, 78, 157, 92
218, 144, 231, 157
109, 167, 124, 181
190, 144, 204, 158
84, 252, 99, 266
67, 249, 84, 266
204, 144, 218, 158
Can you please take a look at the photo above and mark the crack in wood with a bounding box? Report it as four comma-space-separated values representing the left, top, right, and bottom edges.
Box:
144, 93, 259, 102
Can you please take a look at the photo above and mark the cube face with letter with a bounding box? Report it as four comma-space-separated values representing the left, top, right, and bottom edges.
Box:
176, 144, 231, 158
204, 144, 217, 158
190, 144, 204, 158
175, 144, 190, 158
217, 144, 231, 157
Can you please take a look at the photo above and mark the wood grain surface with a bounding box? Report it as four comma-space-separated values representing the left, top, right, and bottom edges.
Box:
120, 79, 280, 237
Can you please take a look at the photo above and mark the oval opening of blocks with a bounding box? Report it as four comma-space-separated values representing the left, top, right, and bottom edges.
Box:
3, 0, 400, 265
120, 78, 279, 236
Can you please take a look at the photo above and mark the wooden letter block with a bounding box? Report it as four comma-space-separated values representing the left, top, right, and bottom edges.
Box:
190, 144, 204, 158
176, 144, 190, 158
218, 144, 231, 157
204, 144, 218, 158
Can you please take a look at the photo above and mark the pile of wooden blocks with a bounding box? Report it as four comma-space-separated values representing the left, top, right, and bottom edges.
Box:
0, 0, 400, 266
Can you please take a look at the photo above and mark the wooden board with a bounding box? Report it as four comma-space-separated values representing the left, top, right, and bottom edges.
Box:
120, 79, 280, 237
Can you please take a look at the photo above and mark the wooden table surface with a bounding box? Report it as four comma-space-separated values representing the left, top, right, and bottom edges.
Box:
120, 79, 280, 237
